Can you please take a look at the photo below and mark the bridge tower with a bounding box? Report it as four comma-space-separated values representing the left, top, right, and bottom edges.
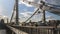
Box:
40, 1, 46, 23
10, 0, 19, 25
15, 0, 19, 25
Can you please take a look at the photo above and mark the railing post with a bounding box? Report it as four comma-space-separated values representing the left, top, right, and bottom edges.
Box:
53, 28, 58, 34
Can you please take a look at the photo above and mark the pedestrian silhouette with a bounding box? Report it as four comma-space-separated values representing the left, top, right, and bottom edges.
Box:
0, 19, 4, 24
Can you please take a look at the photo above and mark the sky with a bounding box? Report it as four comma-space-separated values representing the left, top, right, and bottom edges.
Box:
0, 0, 60, 22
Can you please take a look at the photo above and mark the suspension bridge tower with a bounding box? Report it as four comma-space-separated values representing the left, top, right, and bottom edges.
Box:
10, 0, 19, 25
15, 0, 19, 25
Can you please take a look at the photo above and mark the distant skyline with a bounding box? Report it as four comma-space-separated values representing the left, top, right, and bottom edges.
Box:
0, 0, 60, 22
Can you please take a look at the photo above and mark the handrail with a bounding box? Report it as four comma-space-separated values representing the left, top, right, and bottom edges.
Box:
6, 25, 28, 34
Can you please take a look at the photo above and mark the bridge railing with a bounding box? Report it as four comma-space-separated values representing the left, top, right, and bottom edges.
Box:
11, 26, 59, 34
6, 25, 28, 34
6, 25, 60, 34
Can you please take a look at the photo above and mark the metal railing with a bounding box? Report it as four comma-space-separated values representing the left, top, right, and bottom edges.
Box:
11, 26, 58, 34
6, 25, 60, 34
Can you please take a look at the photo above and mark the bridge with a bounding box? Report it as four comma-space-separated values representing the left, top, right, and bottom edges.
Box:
0, 0, 60, 34
1, 23, 60, 34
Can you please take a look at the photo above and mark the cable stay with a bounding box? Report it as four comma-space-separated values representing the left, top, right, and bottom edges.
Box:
22, 0, 60, 16
10, 0, 19, 25
10, 4, 16, 23
25, 8, 40, 22
22, 0, 60, 23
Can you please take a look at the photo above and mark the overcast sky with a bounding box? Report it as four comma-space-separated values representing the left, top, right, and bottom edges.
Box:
0, 0, 60, 22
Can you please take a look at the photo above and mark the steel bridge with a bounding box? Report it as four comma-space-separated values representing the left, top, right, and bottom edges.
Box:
0, 0, 60, 34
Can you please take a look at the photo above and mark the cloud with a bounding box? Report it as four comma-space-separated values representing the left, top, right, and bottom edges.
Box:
19, 0, 60, 7
46, 15, 56, 21
20, 12, 33, 17
20, 11, 42, 22
0, 5, 4, 15
19, 0, 60, 22
45, 0, 60, 5
20, 11, 34, 22
19, 0, 40, 7
20, 8, 41, 18
0, 5, 7, 17
19, 0, 33, 7
46, 16, 55, 19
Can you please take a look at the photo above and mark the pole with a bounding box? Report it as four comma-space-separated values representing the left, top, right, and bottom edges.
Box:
40, 1, 46, 23
15, 0, 19, 25
42, 10, 46, 23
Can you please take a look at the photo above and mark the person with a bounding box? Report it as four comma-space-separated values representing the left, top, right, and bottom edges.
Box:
0, 19, 4, 24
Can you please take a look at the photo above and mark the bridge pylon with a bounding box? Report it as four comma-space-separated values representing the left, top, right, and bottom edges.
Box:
10, 0, 19, 25
15, 0, 19, 25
